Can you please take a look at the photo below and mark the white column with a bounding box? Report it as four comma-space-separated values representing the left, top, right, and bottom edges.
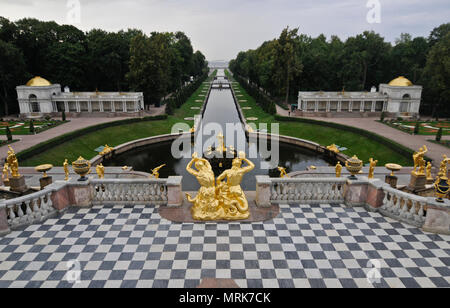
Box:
76, 101, 81, 113
111, 101, 115, 112
64, 101, 69, 112
326, 101, 330, 112
349, 101, 353, 112
371, 101, 376, 112
338, 100, 342, 112
360, 101, 364, 112
383, 101, 387, 112
123, 101, 127, 112
315, 100, 319, 112
88, 100, 92, 113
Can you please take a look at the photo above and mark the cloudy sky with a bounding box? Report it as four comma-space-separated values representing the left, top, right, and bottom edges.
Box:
1, 0, 449, 60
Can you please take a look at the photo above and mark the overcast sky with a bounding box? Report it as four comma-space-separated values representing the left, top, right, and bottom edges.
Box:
1, 0, 449, 60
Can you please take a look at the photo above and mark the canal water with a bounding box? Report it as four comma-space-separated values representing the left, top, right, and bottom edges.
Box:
105, 69, 329, 191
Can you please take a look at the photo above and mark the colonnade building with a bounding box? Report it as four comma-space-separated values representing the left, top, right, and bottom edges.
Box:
296, 76, 422, 118
16, 77, 144, 118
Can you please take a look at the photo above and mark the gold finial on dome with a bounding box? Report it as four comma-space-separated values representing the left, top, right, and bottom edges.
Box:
388, 76, 413, 87
26, 76, 52, 87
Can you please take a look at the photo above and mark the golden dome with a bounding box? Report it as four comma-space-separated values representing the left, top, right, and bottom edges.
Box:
26, 76, 52, 87
388, 76, 413, 87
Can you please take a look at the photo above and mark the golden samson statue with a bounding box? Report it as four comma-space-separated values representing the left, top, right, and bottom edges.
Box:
186, 151, 255, 221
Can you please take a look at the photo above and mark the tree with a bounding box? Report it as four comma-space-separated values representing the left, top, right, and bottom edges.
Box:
62, 110, 66, 121
422, 32, 450, 118
29, 120, 35, 134
429, 23, 450, 48
0, 39, 30, 115
414, 122, 420, 135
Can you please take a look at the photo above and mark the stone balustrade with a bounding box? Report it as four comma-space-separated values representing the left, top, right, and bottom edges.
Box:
0, 187, 57, 233
379, 186, 427, 228
267, 177, 346, 204
91, 179, 168, 205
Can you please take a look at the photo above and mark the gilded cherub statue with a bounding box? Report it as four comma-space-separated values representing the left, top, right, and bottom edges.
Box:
186, 153, 220, 220
278, 166, 289, 178
96, 163, 105, 179
412, 145, 428, 175
6, 146, 20, 178
63, 159, 69, 181
368, 158, 378, 179
426, 162, 433, 181
150, 164, 166, 179
99, 145, 114, 156
327, 144, 340, 154
335, 162, 342, 178
216, 152, 255, 220
438, 155, 450, 178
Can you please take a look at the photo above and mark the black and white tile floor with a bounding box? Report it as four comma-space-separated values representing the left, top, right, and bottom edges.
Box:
0, 203, 448, 288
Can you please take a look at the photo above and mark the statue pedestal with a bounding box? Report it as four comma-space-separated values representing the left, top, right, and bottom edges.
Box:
385, 175, 398, 188
39, 176, 53, 190
9, 176, 27, 193
409, 173, 427, 191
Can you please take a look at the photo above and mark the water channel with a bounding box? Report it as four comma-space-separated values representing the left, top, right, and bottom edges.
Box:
105, 69, 330, 191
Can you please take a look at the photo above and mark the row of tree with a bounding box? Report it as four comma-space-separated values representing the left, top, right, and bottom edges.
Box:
229, 23, 450, 116
0, 17, 208, 115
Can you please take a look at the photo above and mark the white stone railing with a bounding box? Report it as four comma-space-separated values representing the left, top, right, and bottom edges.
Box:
0, 188, 57, 229
379, 185, 427, 228
90, 179, 168, 205
269, 177, 347, 204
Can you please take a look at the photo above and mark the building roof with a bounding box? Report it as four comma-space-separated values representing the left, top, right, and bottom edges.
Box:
55, 91, 143, 99
388, 76, 413, 87
26, 76, 52, 87
298, 91, 387, 100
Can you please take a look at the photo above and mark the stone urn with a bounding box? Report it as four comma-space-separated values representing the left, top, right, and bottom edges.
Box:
345, 155, 363, 180
72, 156, 91, 182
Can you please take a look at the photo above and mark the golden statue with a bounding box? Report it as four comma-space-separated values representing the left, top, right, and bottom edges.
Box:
216, 152, 255, 220
368, 158, 378, 179
426, 162, 433, 181
63, 159, 69, 181
186, 153, 220, 220
6, 146, 20, 178
335, 162, 342, 178
412, 146, 428, 175
99, 145, 114, 156
327, 144, 340, 154
96, 163, 105, 179
2, 163, 10, 185
278, 167, 289, 178
217, 132, 227, 153
150, 164, 166, 179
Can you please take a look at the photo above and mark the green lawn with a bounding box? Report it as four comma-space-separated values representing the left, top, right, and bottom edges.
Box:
1, 120, 68, 135
228, 70, 412, 166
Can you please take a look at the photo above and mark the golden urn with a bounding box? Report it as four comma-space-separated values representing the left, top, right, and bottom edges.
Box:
385, 163, 402, 177
35, 164, 53, 178
345, 155, 363, 180
72, 156, 91, 181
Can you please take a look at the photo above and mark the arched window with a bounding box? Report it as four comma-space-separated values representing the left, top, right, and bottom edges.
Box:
29, 94, 40, 112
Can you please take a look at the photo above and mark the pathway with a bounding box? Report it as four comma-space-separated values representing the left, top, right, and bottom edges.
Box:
0, 106, 166, 162
275, 106, 449, 166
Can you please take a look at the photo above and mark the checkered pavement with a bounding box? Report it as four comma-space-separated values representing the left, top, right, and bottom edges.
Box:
0, 203, 449, 288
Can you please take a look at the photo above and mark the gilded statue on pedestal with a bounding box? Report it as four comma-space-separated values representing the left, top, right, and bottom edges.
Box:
6, 146, 20, 178
2, 163, 10, 185
96, 163, 105, 179
186, 151, 255, 221
426, 162, 433, 181
412, 146, 428, 175
368, 158, 378, 179
63, 159, 69, 181
335, 162, 342, 178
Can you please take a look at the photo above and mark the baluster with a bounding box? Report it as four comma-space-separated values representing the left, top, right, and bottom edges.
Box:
407, 201, 416, 220
393, 195, 401, 215
8, 205, 16, 223
400, 198, 408, 218
416, 203, 425, 223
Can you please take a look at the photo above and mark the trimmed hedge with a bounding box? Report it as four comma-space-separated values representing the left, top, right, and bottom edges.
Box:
165, 72, 209, 113
17, 115, 168, 161
275, 115, 432, 162
232, 74, 276, 115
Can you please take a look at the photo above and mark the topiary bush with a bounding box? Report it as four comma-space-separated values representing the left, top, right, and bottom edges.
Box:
436, 127, 443, 142
414, 122, 420, 135
6, 125, 12, 141
29, 120, 35, 134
